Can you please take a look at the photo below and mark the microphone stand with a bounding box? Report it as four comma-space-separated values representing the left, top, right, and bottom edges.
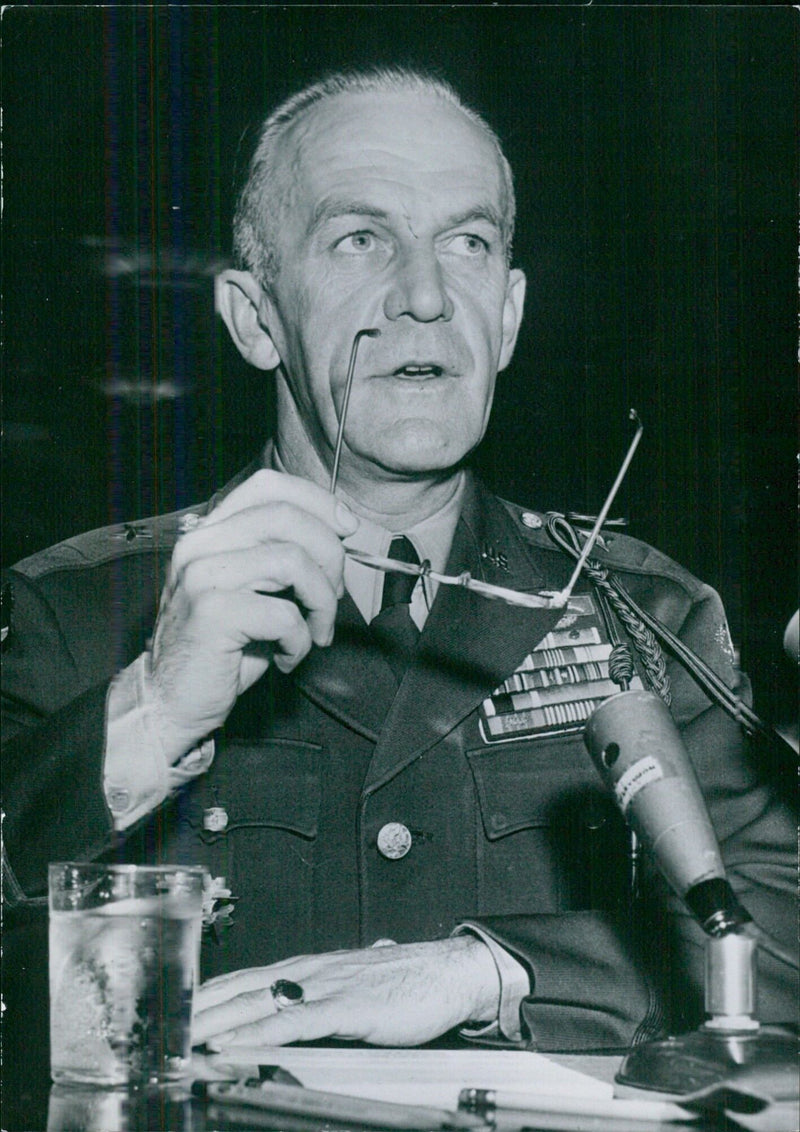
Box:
616, 930, 797, 1103
583, 690, 798, 1103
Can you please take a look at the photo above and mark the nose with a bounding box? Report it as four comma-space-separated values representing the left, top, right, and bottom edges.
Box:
383, 245, 454, 323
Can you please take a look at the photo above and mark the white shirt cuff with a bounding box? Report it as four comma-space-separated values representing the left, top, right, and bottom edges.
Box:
452, 922, 530, 1041
103, 653, 215, 831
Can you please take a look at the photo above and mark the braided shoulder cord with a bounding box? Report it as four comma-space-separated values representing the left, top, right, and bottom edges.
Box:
581, 557, 672, 705
545, 515, 797, 756
545, 515, 672, 705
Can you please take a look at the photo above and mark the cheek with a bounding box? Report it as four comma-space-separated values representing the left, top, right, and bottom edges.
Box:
273, 268, 338, 346
275, 285, 342, 388
453, 279, 509, 349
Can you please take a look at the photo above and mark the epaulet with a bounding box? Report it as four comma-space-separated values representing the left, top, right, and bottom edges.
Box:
8, 462, 261, 584
498, 498, 550, 541
498, 496, 701, 590
9, 503, 209, 582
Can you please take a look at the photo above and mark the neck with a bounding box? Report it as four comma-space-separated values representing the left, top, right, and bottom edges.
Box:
273, 393, 464, 531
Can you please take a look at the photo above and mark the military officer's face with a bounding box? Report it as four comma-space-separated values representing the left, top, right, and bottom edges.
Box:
262, 89, 526, 483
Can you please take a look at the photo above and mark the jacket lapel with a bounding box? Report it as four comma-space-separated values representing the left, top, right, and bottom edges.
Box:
293, 590, 400, 742
362, 478, 570, 792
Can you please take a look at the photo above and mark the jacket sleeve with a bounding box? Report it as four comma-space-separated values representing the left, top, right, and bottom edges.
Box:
472, 912, 658, 1052
2, 569, 118, 903
470, 570, 797, 1051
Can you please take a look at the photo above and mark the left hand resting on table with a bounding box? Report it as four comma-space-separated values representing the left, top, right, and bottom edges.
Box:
192, 937, 501, 1048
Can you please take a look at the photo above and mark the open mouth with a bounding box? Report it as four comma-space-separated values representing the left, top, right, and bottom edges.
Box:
392, 364, 445, 378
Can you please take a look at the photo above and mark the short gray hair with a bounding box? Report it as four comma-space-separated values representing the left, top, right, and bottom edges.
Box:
233, 65, 516, 290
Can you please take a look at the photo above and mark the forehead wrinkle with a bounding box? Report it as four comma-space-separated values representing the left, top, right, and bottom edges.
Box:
266, 90, 514, 268
308, 198, 390, 236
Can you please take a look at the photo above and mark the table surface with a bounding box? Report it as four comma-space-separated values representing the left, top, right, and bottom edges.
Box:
6, 1051, 739, 1132
0, 936, 708, 1132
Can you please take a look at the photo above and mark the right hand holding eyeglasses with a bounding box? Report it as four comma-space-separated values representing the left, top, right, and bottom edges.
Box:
148, 469, 358, 761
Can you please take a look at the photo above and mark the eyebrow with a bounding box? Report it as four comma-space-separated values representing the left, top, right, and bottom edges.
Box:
443, 206, 506, 233
307, 198, 506, 239
307, 199, 390, 237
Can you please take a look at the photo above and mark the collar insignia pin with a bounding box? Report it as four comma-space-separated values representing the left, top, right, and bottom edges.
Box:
481, 543, 509, 572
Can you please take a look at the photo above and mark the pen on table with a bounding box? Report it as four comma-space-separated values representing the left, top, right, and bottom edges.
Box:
458, 1087, 698, 1124
206, 1078, 487, 1130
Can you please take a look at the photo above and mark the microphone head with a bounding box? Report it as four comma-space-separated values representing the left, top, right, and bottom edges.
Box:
584, 690, 726, 902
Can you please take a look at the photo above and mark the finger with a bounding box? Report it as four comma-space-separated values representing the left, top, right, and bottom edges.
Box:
192, 982, 279, 1046
181, 544, 338, 645
207, 999, 352, 1050
172, 504, 349, 593
185, 591, 314, 669
201, 469, 358, 535
194, 955, 317, 1015
195, 965, 292, 1015
193, 954, 337, 1046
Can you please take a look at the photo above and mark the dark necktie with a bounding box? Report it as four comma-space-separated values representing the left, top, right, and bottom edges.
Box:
370, 536, 421, 679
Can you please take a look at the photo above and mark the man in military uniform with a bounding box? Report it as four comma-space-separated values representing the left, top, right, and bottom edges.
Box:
2, 68, 796, 1056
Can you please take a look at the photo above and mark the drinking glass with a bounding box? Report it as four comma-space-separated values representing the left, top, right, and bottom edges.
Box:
48, 863, 205, 1086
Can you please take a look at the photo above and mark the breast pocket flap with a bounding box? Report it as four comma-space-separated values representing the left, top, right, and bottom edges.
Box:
467, 735, 602, 840
218, 739, 323, 838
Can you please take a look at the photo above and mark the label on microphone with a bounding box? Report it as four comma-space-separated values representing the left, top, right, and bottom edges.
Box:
614, 756, 663, 813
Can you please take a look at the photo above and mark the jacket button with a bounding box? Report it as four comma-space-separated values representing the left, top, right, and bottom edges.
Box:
203, 806, 229, 832
376, 822, 412, 860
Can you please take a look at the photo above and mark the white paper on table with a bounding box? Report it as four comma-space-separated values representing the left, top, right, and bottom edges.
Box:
204, 1046, 614, 1109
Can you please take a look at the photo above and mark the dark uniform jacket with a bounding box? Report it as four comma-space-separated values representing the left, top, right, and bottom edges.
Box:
2, 471, 796, 1055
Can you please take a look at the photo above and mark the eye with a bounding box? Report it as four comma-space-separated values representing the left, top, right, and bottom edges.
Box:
448, 233, 490, 256
335, 231, 377, 254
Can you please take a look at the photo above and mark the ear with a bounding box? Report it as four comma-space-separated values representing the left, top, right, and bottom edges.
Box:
215, 269, 282, 371
498, 268, 527, 372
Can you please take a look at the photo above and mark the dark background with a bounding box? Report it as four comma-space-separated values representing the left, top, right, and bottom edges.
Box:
2, 5, 797, 724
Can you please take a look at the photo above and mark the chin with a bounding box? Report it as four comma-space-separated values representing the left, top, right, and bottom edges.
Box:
369, 430, 475, 476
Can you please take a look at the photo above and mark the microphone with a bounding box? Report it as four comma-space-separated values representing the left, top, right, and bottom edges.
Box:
583, 689, 749, 936
584, 688, 798, 1100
